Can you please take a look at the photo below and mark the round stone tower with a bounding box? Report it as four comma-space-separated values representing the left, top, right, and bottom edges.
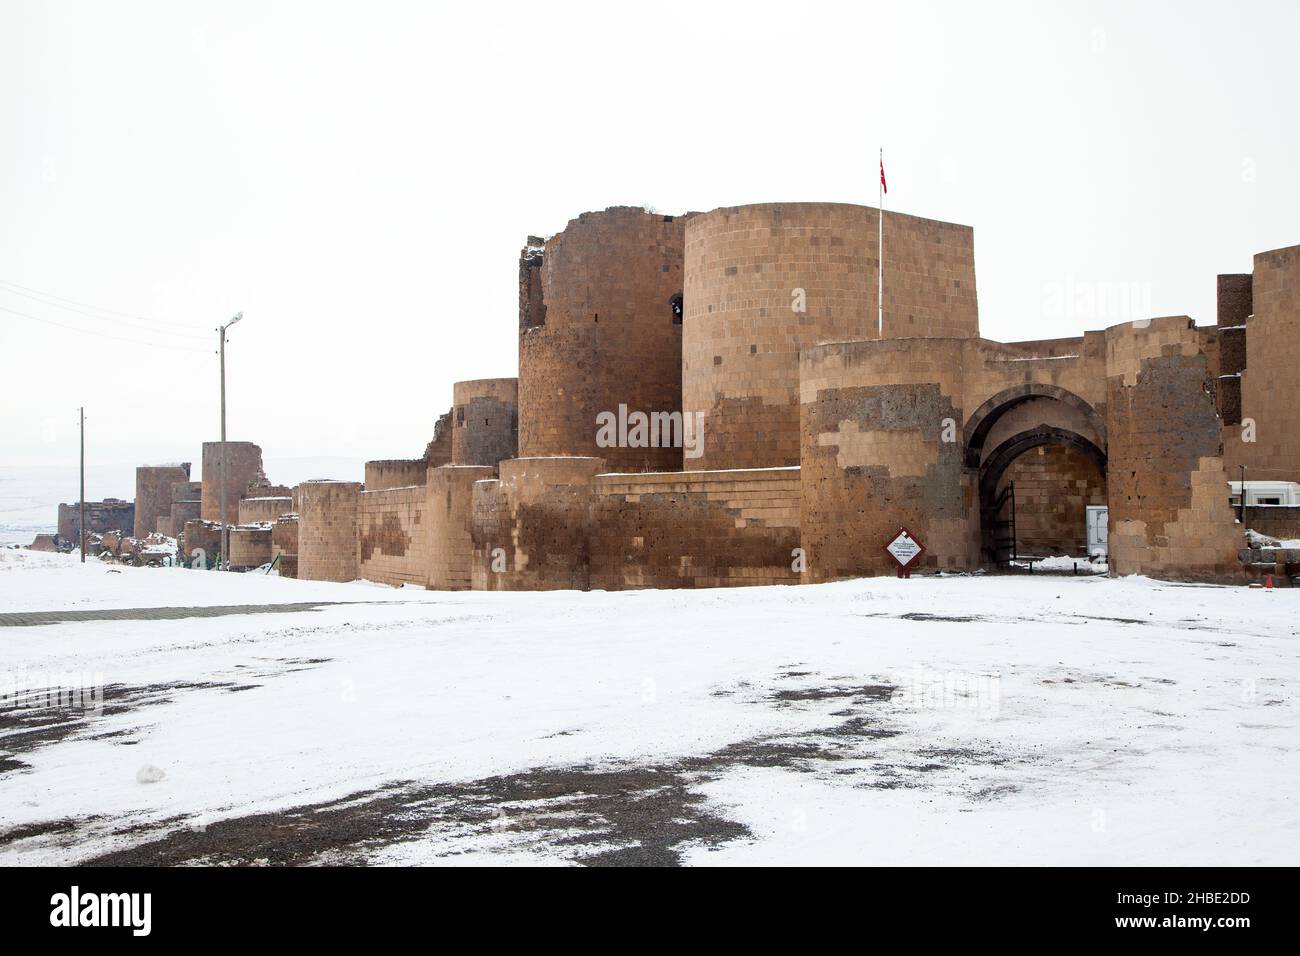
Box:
296, 480, 361, 582
451, 378, 518, 469
518, 207, 689, 473
683, 202, 979, 470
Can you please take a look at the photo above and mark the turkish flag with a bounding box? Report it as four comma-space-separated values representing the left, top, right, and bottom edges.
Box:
880, 156, 887, 194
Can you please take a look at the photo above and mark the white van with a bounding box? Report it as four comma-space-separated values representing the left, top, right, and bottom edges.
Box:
1228, 481, 1300, 507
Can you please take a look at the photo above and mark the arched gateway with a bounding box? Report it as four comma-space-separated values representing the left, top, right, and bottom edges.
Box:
961, 385, 1108, 565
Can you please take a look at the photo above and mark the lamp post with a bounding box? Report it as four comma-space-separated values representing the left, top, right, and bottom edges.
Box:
79, 406, 85, 563
218, 312, 243, 569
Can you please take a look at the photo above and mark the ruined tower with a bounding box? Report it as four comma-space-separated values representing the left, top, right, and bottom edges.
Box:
518, 207, 689, 473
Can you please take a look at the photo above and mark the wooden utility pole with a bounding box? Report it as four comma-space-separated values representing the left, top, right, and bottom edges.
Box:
79, 406, 85, 563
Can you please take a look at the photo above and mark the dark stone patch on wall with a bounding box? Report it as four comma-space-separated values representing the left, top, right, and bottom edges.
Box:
360, 512, 411, 563
815, 383, 967, 521
590, 475, 800, 590
1217, 372, 1242, 426
1217, 274, 1252, 328
1106, 347, 1247, 582
471, 460, 603, 592
802, 381, 972, 581
692, 395, 798, 470
1218, 327, 1247, 376
1108, 354, 1221, 516
509, 498, 593, 591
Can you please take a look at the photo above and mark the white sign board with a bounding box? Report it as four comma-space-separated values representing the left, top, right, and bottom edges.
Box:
1086, 505, 1108, 557
886, 531, 922, 567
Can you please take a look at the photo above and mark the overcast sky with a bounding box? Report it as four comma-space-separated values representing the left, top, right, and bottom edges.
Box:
3, 0, 1296, 477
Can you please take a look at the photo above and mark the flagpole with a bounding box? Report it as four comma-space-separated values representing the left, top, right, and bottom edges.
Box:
878, 147, 884, 339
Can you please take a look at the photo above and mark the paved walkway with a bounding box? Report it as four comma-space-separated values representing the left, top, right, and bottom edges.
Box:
0, 601, 371, 628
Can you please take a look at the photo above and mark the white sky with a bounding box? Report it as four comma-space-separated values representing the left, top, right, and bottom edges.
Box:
3, 0, 1296, 476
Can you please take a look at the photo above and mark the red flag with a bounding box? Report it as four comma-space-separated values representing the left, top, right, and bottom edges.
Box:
880, 156, 887, 194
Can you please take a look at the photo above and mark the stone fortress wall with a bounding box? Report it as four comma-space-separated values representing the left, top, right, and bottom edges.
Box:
290, 372, 525, 589
364, 459, 429, 492
794, 312, 1270, 583
57, 499, 135, 544
114, 201, 1297, 589
237, 496, 292, 525
227, 526, 272, 570
588, 468, 801, 590
357, 483, 430, 588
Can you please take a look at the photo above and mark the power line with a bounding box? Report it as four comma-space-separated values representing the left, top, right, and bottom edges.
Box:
0, 276, 210, 330
0, 302, 211, 354
0, 277, 211, 341
0, 279, 212, 341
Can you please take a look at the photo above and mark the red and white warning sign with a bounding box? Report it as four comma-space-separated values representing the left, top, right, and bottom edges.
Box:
883, 527, 925, 578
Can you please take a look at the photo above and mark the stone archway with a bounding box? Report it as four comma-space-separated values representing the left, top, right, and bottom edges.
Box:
978, 425, 1107, 502
975, 425, 1108, 564
963, 383, 1106, 469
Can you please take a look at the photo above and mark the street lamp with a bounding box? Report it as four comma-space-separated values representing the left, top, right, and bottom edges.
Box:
218, 312, 243, 569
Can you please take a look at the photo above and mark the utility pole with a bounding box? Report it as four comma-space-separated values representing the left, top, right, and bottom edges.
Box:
1239, 464, 1247, 524
79, 406, 85, 563
218, 312, 243, 570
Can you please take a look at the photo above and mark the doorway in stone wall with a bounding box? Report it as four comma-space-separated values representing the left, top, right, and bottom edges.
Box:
984, 437, 1107, 562
963, 385, 1108, 567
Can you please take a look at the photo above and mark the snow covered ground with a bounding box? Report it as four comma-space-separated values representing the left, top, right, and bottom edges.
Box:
1, 549, 1296, 866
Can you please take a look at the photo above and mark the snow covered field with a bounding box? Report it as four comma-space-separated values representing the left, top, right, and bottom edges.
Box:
1, 549, 1296, 866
